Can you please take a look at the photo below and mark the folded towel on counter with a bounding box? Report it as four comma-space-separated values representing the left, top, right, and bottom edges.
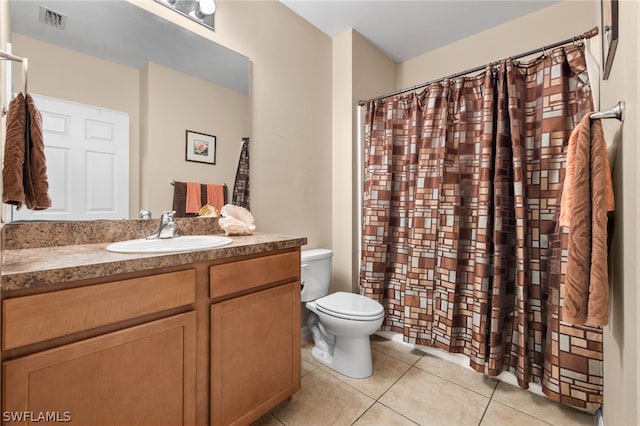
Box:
186, 181, 202, 214
2, 93, 51, 210
561, 113, 615, 326
206, 184, 225, 212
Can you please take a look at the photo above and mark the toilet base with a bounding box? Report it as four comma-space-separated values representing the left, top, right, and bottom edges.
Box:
311, 335, 374, 379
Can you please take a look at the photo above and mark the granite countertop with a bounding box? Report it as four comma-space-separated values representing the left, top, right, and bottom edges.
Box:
1, 233, 307, 294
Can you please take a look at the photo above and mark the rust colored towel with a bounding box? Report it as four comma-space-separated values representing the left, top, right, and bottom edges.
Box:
3, 93, 27, 208
562, 113, 615, 326
206, 184, 225, 212
2, 93, 51, 210
560, 116, 614, 227
186, 181, 202, 214
24, 94, 52, 210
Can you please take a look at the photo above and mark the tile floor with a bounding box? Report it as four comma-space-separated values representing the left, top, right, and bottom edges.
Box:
255, 335, 596, 426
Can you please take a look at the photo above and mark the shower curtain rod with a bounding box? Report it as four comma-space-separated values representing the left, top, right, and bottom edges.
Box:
358, 26, 599, 106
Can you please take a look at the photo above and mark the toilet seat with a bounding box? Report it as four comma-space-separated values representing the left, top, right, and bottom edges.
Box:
315, 292, 384, 321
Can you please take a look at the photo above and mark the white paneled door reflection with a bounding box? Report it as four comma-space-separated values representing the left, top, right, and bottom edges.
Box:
11, 94, 129, 221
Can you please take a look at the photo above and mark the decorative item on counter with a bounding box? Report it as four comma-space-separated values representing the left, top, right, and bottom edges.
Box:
218, 204, 255, 236
198, 204, 219, 217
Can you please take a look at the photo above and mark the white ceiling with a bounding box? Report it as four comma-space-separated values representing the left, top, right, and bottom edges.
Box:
280, 0, 558, 62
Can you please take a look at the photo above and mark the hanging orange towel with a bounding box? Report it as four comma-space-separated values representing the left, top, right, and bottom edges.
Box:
2, 93, 51, 210
25, 93, 52, 210
560, 116, 614, 227
185, 181, 202, 214
206, 184, 225, 212
3, 93, 27, 208
562, 113, 615, 326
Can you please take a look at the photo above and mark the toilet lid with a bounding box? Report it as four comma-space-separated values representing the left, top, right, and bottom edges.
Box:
315, 292, 384, 318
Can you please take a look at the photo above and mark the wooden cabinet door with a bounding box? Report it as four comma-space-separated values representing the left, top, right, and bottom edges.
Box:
3, 312, 196, 426
211, 282, 300, 426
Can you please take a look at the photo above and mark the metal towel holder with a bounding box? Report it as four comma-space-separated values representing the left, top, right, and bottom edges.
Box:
590, 101, 625, 122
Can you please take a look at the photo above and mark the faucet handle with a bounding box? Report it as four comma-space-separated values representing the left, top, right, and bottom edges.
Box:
160, 210, 176, 223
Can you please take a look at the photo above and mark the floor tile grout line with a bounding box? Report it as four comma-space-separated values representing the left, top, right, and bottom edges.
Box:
349, 399, 378, 426
375, 359, 421, 402
476, 379, 499, 426
489, 383, 564, 426
375, 400, 422, 426
411, 361, 498, 401
349, 351, 425, 425
488, 399, 557, 426
370, 347, 426, 367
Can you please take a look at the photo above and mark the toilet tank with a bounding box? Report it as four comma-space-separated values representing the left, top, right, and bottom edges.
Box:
300, 248, 332, 302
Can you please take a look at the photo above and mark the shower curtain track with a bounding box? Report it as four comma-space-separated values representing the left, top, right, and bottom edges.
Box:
359, 26, 600, 106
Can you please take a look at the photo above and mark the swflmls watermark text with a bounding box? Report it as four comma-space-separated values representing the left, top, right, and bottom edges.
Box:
2, 411, 72, 423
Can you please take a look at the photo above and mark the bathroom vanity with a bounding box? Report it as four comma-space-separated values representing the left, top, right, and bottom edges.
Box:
1, 225, 306, 426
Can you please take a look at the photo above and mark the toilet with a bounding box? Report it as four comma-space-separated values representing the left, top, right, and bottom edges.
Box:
301, 248, 384, 379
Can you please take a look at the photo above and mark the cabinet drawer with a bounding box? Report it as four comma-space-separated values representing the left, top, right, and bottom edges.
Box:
2, 269, 196, 350
210, 251, 299, 299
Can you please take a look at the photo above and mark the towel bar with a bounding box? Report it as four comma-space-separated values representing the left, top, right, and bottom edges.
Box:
170, 180, 227, 188
590, 101, 625, 122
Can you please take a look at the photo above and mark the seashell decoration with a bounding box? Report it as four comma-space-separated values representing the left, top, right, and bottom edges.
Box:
218, 204, 256, 236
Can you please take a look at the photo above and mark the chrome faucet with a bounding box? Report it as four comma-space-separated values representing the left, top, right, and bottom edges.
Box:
147, 210, 177, 239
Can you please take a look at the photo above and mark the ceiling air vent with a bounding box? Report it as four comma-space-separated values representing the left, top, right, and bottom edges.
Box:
39, 6, 67, 30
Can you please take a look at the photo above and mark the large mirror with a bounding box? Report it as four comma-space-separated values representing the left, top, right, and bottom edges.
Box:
5, 0, 250, 221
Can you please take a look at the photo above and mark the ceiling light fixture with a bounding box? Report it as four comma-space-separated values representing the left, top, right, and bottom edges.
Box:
154, 0, 215, 30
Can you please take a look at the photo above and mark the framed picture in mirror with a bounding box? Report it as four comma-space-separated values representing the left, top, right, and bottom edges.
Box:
601, 0, 619, 80
186, 130, 216, 165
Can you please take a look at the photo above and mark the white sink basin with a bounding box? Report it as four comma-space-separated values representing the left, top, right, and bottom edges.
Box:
106, 235, 233, 254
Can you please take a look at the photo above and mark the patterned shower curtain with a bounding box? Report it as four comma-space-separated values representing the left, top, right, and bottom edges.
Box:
360, 44, 602, 412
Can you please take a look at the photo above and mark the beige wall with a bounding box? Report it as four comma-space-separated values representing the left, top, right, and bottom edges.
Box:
329, 28, 394, 325
598, 0, 640, 424
397, 1, 594, 89
331, 30, 396, 291
332, 29, 395, 294
141, 62, 249, 215
332, 30, 353, 294
9, 33, 142, 217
